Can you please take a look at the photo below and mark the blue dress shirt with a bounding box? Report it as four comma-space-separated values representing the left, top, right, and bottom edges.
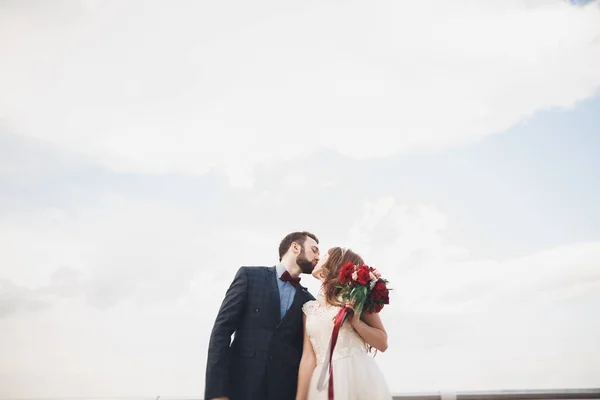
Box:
276, 263, 297, 319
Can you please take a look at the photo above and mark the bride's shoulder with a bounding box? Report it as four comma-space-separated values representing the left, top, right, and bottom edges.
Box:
302, 295, 342, 316
302, 299, 320, 316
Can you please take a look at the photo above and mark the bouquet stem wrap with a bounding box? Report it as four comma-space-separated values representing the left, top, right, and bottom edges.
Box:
316, 306, 351, 400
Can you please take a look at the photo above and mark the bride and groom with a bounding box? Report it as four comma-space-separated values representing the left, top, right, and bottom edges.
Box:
204, 231, 392, 400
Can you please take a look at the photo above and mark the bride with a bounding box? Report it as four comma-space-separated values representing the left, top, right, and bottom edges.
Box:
296, 247, 392, 400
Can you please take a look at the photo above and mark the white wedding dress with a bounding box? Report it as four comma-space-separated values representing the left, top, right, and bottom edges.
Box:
302, 295, 393, 400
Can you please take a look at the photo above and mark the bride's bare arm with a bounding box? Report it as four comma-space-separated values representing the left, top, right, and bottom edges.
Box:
296, 315, 316, 400
350, 311, 388, 352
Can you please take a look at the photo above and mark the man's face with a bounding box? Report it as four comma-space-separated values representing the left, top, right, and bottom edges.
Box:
296, 237, 320, 274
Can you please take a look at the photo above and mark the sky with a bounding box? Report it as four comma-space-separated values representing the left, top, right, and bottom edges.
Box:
1, 0, 600, 397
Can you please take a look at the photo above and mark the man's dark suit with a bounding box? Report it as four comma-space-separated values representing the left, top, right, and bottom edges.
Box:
204, 266, 315, 400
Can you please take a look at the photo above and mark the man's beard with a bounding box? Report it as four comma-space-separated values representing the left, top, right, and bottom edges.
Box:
297, 249, 315, 274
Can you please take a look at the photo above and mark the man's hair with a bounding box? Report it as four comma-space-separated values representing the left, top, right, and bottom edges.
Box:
278, 231, 319, 261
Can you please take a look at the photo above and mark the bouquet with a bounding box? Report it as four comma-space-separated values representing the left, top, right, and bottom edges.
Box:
337, 262, 390, 315
317, 262, 391, 399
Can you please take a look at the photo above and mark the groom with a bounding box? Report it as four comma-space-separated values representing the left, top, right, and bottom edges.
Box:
204, 231, 320, 400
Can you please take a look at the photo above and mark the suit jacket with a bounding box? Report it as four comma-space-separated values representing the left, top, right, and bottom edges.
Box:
204, 266, 315, 400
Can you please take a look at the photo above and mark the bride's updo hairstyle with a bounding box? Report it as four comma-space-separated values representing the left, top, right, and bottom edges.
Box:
319, 247, 364, 307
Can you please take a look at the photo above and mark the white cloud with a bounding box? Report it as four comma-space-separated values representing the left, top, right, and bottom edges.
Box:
348, 198, 469, 265
0, 194, 278, 308
1, 1, 599, 186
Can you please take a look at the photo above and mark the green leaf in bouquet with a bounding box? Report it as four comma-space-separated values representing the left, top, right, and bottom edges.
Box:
349, 285, 367, 315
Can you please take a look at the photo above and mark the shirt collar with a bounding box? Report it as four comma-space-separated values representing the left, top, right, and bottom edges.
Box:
276, 263, 301, 278
276, 263, 287, 278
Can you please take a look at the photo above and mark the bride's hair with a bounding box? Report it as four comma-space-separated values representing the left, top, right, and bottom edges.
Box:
319, 247, 364, 307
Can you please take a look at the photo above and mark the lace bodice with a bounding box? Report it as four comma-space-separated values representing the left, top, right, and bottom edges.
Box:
302, 296, 368, 365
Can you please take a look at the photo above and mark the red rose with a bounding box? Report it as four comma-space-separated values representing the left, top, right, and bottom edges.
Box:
382, 292, 390, 304
339, 262, 355, 285
370, 280, 388, 301
374, 302, 384, 313
356, 265, 371, 285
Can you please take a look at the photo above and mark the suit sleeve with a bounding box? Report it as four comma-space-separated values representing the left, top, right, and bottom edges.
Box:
204, 266, 248, 399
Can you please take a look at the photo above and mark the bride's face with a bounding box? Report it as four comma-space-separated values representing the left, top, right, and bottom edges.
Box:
311, 251, 329, 280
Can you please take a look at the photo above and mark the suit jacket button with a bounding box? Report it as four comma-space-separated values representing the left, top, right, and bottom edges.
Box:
255, 308, 260, 313
269, 355, 272, 360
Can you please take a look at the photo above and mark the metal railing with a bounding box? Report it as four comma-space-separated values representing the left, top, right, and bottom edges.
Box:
392, 389, 600, 400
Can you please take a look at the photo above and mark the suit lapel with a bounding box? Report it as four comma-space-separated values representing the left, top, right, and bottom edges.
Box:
267, 266, 281, 324
296, 284, 311, 304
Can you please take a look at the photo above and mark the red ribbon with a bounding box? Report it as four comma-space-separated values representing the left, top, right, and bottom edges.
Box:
326, 306, 350, 400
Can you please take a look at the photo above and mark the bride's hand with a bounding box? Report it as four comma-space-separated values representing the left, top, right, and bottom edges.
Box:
344, 299, 356, 311
344, 300, 362, 326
